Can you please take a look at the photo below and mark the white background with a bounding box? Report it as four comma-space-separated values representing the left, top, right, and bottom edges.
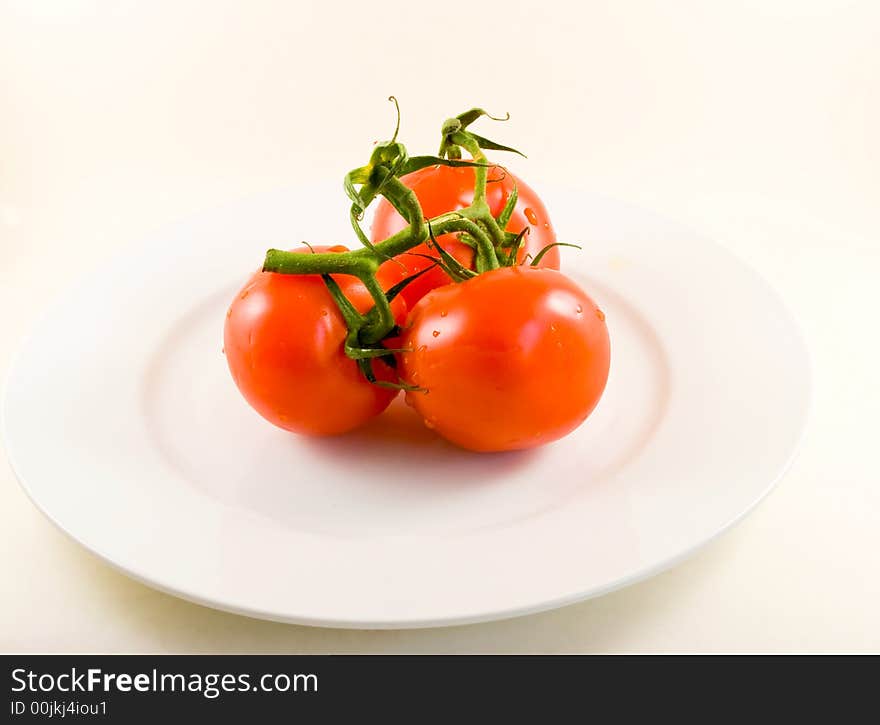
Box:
1, 0, 878, 652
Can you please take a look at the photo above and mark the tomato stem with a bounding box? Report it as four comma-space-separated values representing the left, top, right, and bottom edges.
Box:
376, 175, 426, 254
259, 105, 521, 366
447, 130, 507, 254
359, 272, 396, 344
450, 131, 489, 206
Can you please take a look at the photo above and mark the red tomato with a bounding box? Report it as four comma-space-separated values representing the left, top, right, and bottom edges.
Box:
371, 165, 559, 308
399, 267, 610, 452
224, 245, 406, 435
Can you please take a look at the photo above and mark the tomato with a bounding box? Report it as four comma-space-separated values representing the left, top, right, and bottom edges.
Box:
398, 267, 610, 452
224, 245, 406, 436
371, 165, 559, 308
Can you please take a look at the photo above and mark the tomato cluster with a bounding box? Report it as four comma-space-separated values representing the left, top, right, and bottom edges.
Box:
224, 108, 610, 452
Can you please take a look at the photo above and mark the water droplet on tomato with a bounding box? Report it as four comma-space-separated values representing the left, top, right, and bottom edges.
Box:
432, 330, 440, 337
226, 309, 232, 318
424, 418, 436, 430
321, 309, 329, 317
596, 308, 606, 322
439, 311, 448, 318
550, 323, 558, 333
524, 207, 538, 225
404, 393, 414, 407
576, 305, 583, 314
240, 290, 249, 299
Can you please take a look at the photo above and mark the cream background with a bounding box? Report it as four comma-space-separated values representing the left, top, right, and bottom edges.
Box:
1, 0, 878, 652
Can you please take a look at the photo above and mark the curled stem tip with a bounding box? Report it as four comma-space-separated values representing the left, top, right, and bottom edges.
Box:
455, 108, 511, 129
484, 110, 510, 122
388, 96, 401, 142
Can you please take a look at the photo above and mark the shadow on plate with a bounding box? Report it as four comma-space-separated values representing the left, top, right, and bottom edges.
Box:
295, 397, 543, 490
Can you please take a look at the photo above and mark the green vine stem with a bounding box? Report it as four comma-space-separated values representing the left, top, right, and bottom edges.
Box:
444, 135, 510, 260
261, 105, 525, 363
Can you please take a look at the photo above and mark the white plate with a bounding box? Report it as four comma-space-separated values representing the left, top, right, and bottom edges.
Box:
2, 184, 810, 628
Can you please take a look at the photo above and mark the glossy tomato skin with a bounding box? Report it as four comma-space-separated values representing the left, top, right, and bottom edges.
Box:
371, 165, 559, 308
399, 267, 610, 452
224, 246, 406, 436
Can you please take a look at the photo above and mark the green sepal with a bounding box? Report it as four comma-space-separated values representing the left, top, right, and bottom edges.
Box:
320, 274, 364, 329
356, 357, 377, 383
357, 355, 423, 392
370, 140, 408, 168
349, 205, 377, 252
368, 148, 408, 201
343, 138, 415, 255
468, 132, 527, 158
383, 264, 438, 303
343, 166, 371, 212
498, 231, 520, 248
425, 222, 478, 281
401, 155, 494, 176
370, 378, 425, 392
407, 253, 475, 283
344, 136, 409, 214
346, 342, 410, 360
503, 227, 530, 266
496, 180, 518, 228
529, 242, 582, 267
